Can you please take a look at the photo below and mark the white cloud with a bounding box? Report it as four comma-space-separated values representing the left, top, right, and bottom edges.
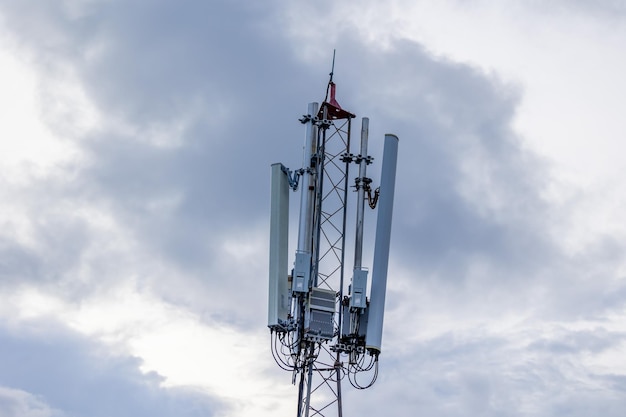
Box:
0, 387, 62, 417
0, 41, 81, 186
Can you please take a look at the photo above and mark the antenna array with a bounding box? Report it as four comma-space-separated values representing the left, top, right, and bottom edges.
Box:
268, 63, 399, 417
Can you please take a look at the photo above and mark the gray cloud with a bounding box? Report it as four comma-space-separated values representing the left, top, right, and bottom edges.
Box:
539, 0, 626, 18
528, 327, 626, 354
0, 237, 43, 284
343, 327, 626, 417
0, 0, 314, 319
0, 325, 222, 417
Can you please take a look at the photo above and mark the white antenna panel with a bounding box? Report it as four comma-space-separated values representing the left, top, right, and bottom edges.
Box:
365, 134, 399, 353
268, 163, 290, 329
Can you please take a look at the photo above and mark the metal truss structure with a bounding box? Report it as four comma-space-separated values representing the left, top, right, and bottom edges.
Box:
268, 66, 399, 417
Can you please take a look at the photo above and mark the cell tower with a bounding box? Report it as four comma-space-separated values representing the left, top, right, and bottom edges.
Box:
268, 55, 399, 417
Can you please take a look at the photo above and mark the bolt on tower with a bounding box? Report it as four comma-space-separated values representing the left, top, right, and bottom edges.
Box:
268, 62, 399, 417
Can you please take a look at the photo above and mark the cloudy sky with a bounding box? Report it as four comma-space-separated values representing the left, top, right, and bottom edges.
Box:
1, 1, 626, 416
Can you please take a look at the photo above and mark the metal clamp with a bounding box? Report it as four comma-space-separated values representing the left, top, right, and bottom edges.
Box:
299, 114, 315, 124
317, 118, 332, 129
281, 165, 304, 191
341, 153, 374, 165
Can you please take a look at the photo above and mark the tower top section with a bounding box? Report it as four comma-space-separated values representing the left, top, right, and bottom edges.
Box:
318, 82, 355, 120
319, 50, 355, 120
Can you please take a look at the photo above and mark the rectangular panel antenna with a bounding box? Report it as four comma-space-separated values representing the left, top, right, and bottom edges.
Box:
268, 163, 290, 330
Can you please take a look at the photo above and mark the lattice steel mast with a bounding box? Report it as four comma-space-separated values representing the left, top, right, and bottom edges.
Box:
269, 55, 399, 417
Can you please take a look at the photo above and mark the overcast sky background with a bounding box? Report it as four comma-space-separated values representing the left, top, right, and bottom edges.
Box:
1, 1, 625, 416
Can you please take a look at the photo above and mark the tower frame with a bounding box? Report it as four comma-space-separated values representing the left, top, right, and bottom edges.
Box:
269, 76, 398, 417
